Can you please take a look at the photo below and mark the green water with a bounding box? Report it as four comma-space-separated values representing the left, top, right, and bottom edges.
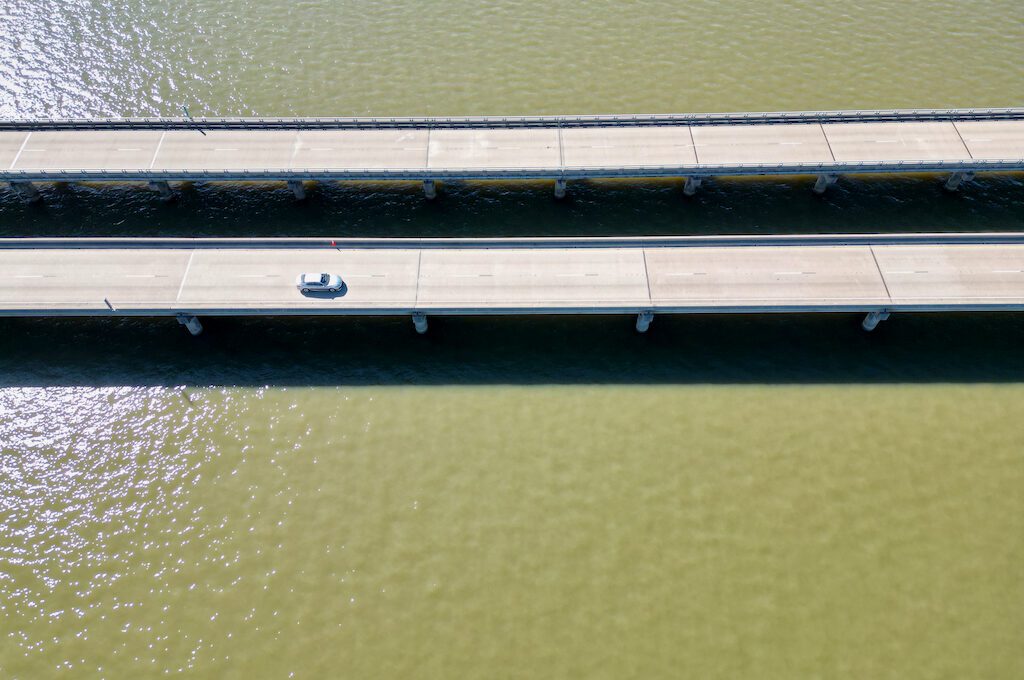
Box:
1, 1, 1023, 678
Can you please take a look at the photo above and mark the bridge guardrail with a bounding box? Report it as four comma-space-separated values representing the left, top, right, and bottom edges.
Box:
3, 159, 1023, 182
1, 108, 1022, 130
5, 233, 1024, 250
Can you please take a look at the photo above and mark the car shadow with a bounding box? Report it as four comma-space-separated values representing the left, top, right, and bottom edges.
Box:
299, 282, 348, 299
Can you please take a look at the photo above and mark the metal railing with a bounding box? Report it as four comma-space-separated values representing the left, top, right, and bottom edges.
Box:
3, 159, 1023, 182
5, 233, 1024, 250
1, 107, 1022, 130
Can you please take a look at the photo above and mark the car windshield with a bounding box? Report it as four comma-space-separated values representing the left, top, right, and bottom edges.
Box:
319, 274, 329, 284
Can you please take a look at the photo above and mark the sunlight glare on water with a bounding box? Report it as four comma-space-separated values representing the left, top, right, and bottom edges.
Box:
1, 385, 1021, 678
1, 0, 1022, 117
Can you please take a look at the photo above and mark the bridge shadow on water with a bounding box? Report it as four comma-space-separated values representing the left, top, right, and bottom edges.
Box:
1, 313, 1023, 387
0, 174, 1022, 239
2, 173, 1023, 388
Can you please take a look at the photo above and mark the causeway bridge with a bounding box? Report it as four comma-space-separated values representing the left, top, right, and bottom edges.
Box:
2, 108, 1022, 202
2, 233, 1024, 335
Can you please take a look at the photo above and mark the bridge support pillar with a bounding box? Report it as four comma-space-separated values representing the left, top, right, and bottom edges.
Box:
635, 311, 654, 333
287, 180, 307, 200
554, 179, 567, 199
423, 180, 437, 199
812, 173, 839, 194
9, 181, 41, 203
861, 310, 889, 332
148, 180, 173, 200
944, 171, 975, 191
412, 312, 428, 334
683, 177, 702, 196
176, 313, 203, 336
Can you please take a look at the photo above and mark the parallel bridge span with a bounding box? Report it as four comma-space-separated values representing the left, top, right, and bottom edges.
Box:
2, 108, 1023, 202
3, 233, 1024, 335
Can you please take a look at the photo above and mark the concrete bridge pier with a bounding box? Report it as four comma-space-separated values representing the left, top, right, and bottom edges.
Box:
9, 181, 41, 203
944, 171, 975, 191
683, 177, 702, 196
554, 179, 567, 199
148, 180, 173, 200
812, 173, 839, 194
423, 180, 437, 199
861, 310, 890, 332
635, 311, 654, 333
412, 312, 428, 334
176, 313, 203, 336
287, 180, 307, 200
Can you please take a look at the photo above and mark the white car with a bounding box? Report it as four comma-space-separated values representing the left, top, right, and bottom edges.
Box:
296, 272, 343, 294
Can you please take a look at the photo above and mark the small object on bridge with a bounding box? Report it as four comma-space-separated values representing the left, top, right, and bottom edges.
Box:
861, 310, 890, 332
412, 312, 428, 334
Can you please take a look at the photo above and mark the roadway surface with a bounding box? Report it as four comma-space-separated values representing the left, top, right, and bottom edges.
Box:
2, 110, 1023, 183
2, 235, 1024, 317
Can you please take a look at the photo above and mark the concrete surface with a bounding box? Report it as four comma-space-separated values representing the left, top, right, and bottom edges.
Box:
0, 131, 31, 168
291, 130, 429, 169
12, 130, 164, 170
873, 244, 1024, 305
417, 248, 649, 308
822, 122, 971, 162
0, 249, 191, 309
5, 120, 1023, 179
2, 239, 1024, 317
177, 249, 420, 308
954, 120, 1024, 159
427, 129, 560, 169
561, 126, 697, 168
691, 124, 834, 165
153, 130, 297, 170
645, 246, 888, 307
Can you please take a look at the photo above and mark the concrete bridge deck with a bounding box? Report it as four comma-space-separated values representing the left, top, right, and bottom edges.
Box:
2, 234, 1023, 334
2, 109, 1022, 201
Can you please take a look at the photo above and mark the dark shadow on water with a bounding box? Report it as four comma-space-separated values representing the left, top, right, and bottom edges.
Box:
1, 174, 1022, 238
1, 314, 1023, 387
2, 175, 1023, 387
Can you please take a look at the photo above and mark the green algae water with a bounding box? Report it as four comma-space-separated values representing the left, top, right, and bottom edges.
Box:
1, 1, 1023, 678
